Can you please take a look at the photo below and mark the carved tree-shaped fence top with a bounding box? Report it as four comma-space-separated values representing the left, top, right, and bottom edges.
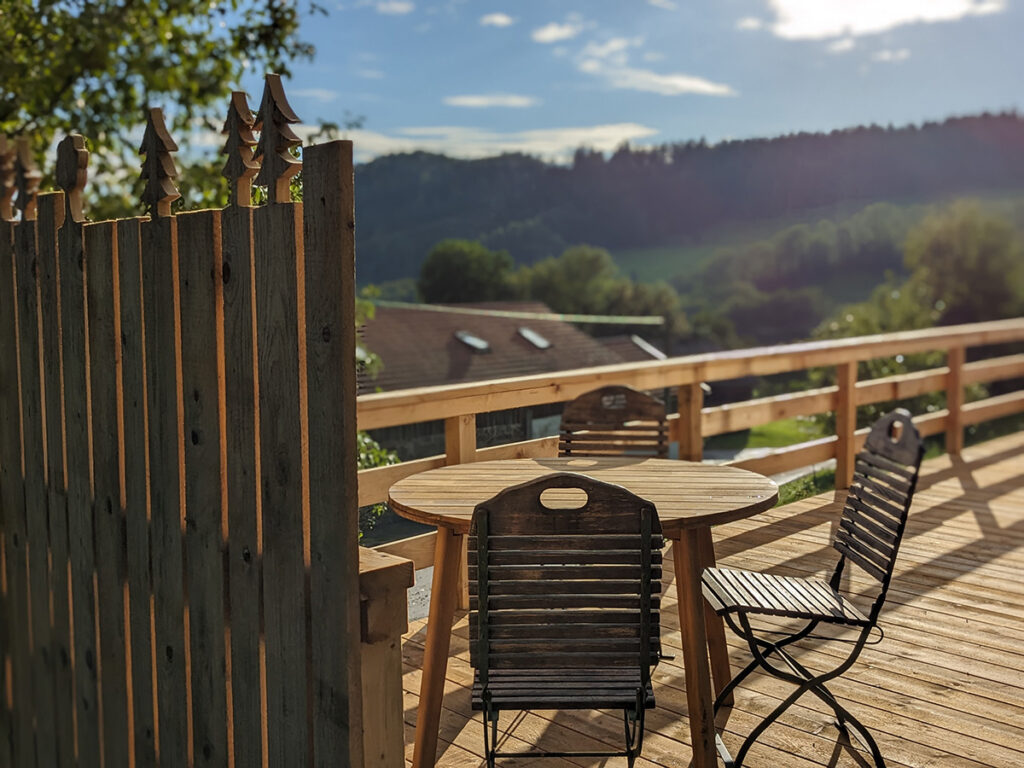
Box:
0, 74, 362, 768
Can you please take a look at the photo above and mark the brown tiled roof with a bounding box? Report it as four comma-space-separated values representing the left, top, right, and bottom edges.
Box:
360, 302, 628, 393
597, 334, 666, 363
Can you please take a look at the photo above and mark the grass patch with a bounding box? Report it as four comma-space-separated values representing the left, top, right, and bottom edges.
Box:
778, 468, 836, 506
706, 417, 827, 453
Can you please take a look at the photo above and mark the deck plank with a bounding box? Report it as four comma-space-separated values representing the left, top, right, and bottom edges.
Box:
403, 430, 1024, 767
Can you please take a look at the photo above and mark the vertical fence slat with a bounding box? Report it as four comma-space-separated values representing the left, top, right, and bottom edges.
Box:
0, 219, 34, 768
15, 209, 59, 767
178, 210, 229, 766
36, 193, 76, 766
221, 204, 263, 768
85, 221, 130, 766
302, 141, 362, 767
60, 208, 100, 768
141, 215, 188, 768
116, 217, 156, 767
254, 201, 309, 768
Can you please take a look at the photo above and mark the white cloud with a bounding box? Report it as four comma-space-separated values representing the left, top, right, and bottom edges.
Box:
872, 47, 911, 61
532, 21, 583, 43
376, 0, 414, 15
828, 37, 855, 52
357, 68, 385, 79
579, 59, 736, 97
767, 0, 1006, 40
736, 16, 764, 30
648, 0, 677, 9
341, 123, 660, 162
292, 88, 340, 103
480, 12, 515, 27
444, 93, 539, 108
581, 37, 641, 63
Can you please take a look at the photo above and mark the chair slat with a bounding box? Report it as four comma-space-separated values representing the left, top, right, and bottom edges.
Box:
470, 564, 662, 581
833, 538, 889, 583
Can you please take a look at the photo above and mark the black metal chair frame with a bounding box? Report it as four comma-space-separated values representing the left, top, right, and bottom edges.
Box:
469, 473, 663, 767
702, 409, 925, 768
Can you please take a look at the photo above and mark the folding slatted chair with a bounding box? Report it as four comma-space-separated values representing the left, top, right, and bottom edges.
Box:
701, 409, 925, 768
559, 385, 669, 458
468, 472, 663, 767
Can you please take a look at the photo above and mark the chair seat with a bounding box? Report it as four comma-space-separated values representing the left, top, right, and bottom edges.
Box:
702, 567, 870, 626
472, 668, 655, 711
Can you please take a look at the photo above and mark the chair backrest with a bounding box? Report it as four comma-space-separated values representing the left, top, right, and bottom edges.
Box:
833, 409, 925, 617
559, 385, 669, 458
468, 473, 662, 687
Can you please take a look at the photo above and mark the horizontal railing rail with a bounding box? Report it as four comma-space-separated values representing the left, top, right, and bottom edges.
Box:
361, 317, 1024, 570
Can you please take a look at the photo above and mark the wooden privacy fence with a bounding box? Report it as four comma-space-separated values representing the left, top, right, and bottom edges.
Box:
0, 75, 363, 767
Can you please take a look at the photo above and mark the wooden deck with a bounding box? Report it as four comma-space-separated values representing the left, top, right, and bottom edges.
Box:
400, 430, 1024, 767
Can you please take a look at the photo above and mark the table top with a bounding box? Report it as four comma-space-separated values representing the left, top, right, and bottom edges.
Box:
388, 456, 779, 536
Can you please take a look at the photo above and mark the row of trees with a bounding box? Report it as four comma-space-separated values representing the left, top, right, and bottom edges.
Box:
356, 113, 1024, 285
415, 240, 689, 339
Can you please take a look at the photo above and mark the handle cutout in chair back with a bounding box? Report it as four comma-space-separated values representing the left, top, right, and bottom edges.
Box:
863, 408, 922, 467
539, 486, 588, 510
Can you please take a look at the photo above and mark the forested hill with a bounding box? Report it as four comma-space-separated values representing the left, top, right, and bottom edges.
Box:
354, 112, 1024, 285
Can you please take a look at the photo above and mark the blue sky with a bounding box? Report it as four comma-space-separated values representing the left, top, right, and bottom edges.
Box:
240, 0, 1024, 163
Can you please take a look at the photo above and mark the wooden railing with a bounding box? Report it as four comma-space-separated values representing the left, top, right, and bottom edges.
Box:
362, 317, 1024, 569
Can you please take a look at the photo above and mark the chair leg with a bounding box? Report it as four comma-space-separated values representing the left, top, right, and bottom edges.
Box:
482, 699, 499, 768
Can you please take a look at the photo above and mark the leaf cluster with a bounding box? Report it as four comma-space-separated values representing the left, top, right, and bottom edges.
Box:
1, 0, 320, 205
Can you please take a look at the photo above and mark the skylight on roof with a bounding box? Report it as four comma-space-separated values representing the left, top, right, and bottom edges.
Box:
455, 330, 490, 352
518, 326, 551, 350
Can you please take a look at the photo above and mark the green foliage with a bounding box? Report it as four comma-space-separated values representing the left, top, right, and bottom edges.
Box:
355, 431, 398, 540
354, 114, 1024, 287
1, 0, 321, 216
417, 239, 518, 304
777, 469, 836, 506
416, 241, 689, 340
809, 200, 1024, 429
903, 200, 1024, 325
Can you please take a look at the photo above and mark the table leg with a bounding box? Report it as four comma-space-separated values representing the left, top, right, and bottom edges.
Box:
697, 526, 733, 705
411, 526, 464, 768
674, 530, 717, 768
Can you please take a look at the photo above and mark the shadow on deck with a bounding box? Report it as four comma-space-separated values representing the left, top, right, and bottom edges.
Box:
402, 431, 1024, 767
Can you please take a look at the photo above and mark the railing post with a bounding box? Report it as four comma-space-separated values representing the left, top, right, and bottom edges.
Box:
359, 548, 414, 768
947, 346, 966, 455
835, 362, 857, 489
677, 383, 704, 462
445, 414, 476, 610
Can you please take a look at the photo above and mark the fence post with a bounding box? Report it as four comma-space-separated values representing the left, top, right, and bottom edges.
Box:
677, 382, 704, 461
835, 362, 857, 489
946, 346, 966, 455
359, 548, 414, 768
445, 414, 476, 610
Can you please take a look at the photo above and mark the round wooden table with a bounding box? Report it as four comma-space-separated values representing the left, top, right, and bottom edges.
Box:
390, 456, 778, 768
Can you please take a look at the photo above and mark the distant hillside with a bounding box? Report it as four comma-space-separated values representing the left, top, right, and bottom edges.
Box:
353, 112, 1024, 285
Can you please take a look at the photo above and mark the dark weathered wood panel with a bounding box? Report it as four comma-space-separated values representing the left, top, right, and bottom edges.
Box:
60, 212, 100, 768
140, 215, 188, 768
220, 204, 263, 768
15, 209, 59, 768
302, 140, 362, 768
84, 221, 130, 766
0, 219, 34, 768
35, 194, 76, 765
254, 201, 309, 768
177, 210, 229, 767
116, 216, 157, 767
